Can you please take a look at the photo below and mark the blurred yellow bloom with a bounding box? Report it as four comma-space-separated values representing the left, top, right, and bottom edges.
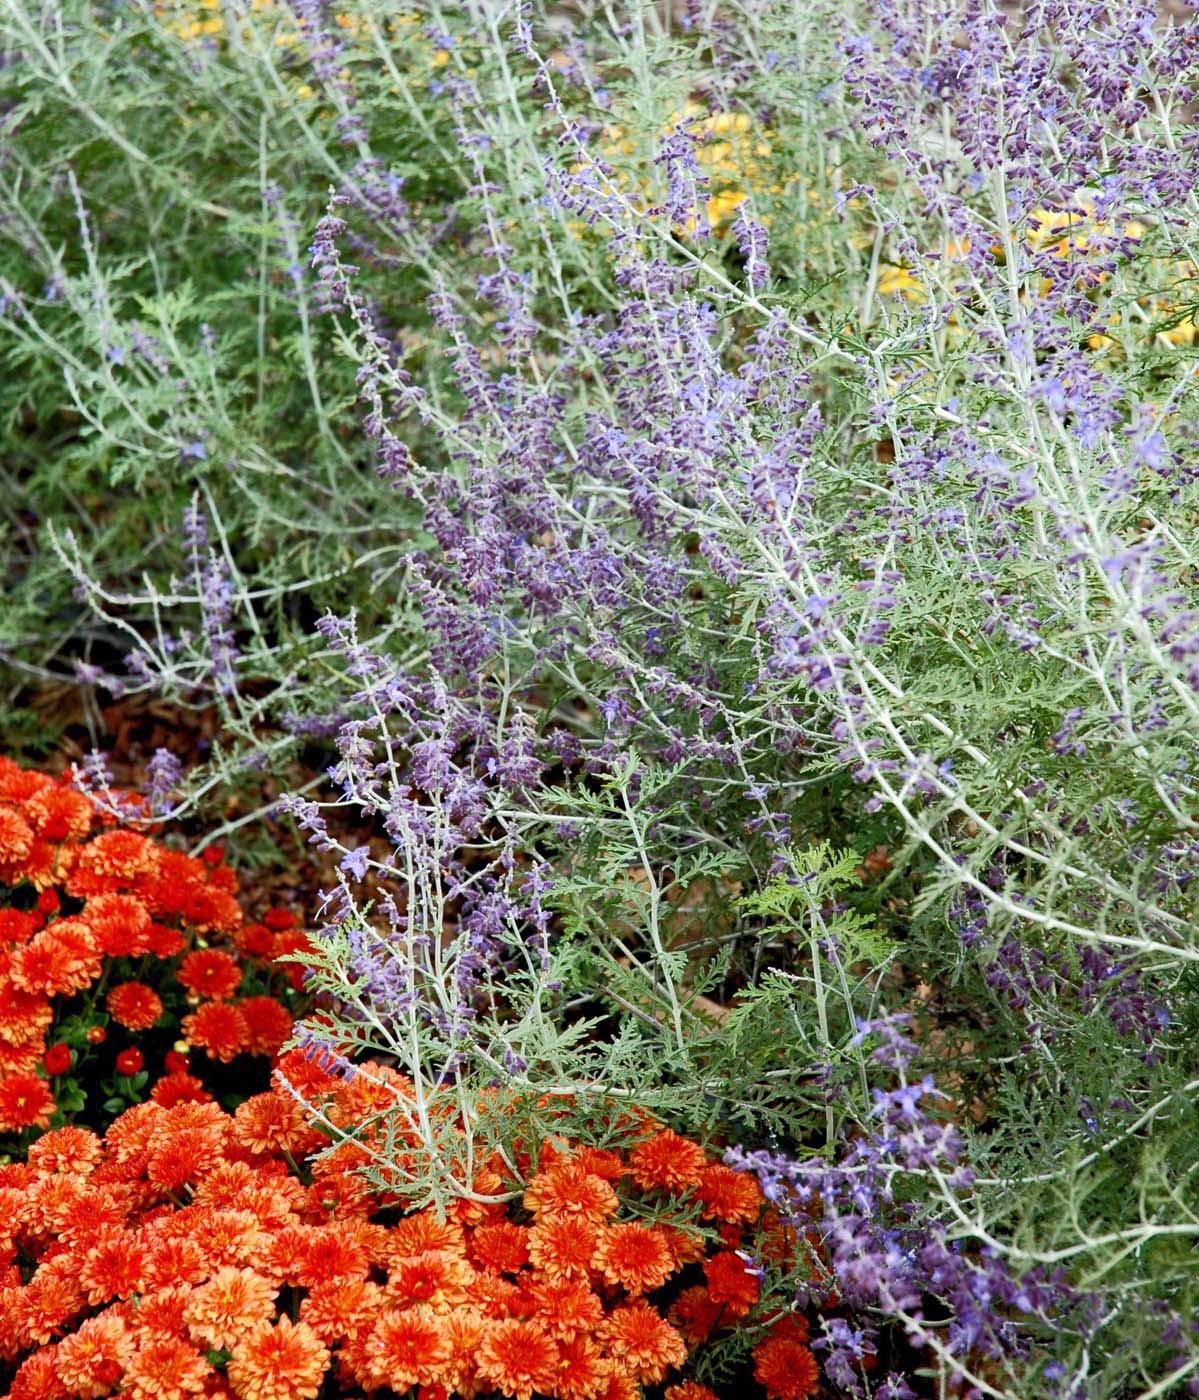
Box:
877, 265, 926, 301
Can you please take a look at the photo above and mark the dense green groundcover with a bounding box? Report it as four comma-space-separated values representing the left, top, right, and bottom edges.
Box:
3, 1, 1199, 1396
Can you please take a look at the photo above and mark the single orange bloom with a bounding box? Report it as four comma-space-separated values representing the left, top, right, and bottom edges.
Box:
122, 1336, 212, 1400
107, 980, 164, 1031
595, 1223, 675, 1295
0, 986, 53, 1043
764, 1313, 810, 1344
125, 1284, 192, 1340
692, 1163, 764, 1225
183, 1001, 250, 1062
466, 1268, 523, 1319
1, 835, 58, 890
664, 1384, 722, 1400
0, 806, 34, 863
185, 1266, 279, 1349
524, 1162, 618, 1223
14, 1269, 85, 1346
84, 893, 152, 957
27, 1125, 103, 1176
24, 784, 93, 842
386, 1249, 474, 1311
528, 1216, 599, 1282
293, 1228, 372, 1288
238, 997, 293, 1056
178, 949, 243, 1001
55, 1313, 133, 1398
476, 1318, 560, 1400
668, 1286, 725, 1345
151, 1073, 213, 1108
703, 1250, 761, 1317
71, 830, 158, 887
554, 1333, 610, 1400
79, 1228, 149, 1304
7, 1349, 68, 1400
600, 1301, 687, 1384
571, 1146, 627, 1181
10, 926, 98, 997
227, 1315, 329, 1400
591, 1369, 639, 1400
233, 1092, 319, 1157
628, 1130, 708, 1194
0, 1073, 55, 1132
468, 1220, 530, 1274
361, 1306, 451, 1392
753, 1335, 821, 1399
387, 1209, 466, 1260
526, 1277, 603, 1340
145, 1131, 217, 1192
437, 1306, 487, 1394
300, 1278, 383, 1345
146, 1235, 209, 1290
0, 1035, 42, 1076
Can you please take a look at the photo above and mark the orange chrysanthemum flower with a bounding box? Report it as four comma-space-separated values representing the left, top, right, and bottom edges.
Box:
151, 1072, 213, 1107
600, 1301, 687, 1384
753, 1334, 821, 1400
466, 1268, 523, 1320
703, 1250, 761, 1317
183, 1001, 250, 1062
54, 1313, 133, 1398
299, 1278, 383, 1345
79, 1228, 149, 1304
15, 1269, 85, 1346
69, 830, 158, 890
191, 1208, 262, 1272
0, 807, 34, 864
468, 1220, 530, 1275
692, 1163, 764, 1225
84, 894, 152, 958
178, 949, 243, 1001
122, 1336, 212, 1400
24, 786, 93, 843
528, 1216, 599, 1282
238, 997, 293, 1056
0, 1073, 56, 1132
7, 1349, 66, 1400
233, 1093, 320, 1157
593, 1376, 639, 1400
387, 1249, 474, 1311
524, 1162, 618, 1223
0, 987, 53, 1045
595, 1222, 675, 1295
664, 1384, 722, 1400
668, 1285, 725, 1345
227, 1315, 329, 1400
27, 1126, 103, 1176
526, 1278, 604, 1341
476, 1318, 560, 1400
628, 1130, 708, 1194
554, 1333, 610, 1400
387, 1210, 465, 1260
126, 1284, 192, 1340
106, 981, 164, 1031
10, 926, 98, 997
185, 1266, 279, 1349
361, 1305, 451, 1392
293, 1228, 372, 1288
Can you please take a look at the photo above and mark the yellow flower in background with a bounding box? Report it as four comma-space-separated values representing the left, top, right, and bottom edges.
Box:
877, 264, 926, 301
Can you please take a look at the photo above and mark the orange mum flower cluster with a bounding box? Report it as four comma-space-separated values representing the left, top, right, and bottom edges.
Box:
0, 756, 298, 1137
0, 1053, 783, 1400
